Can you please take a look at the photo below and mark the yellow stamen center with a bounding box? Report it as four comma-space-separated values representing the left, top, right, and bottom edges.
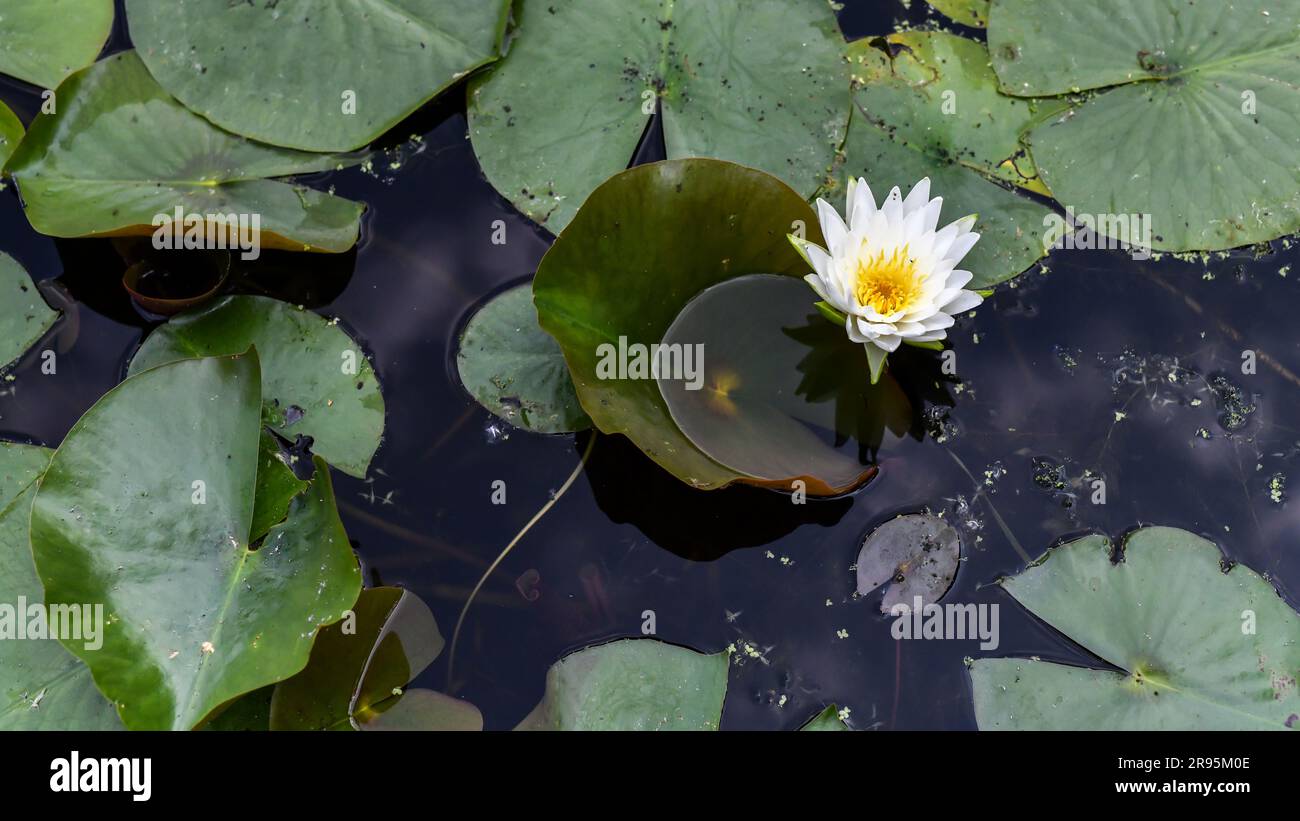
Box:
852, 243, 923, 315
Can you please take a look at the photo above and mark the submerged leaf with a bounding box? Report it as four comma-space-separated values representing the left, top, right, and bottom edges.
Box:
517, 638, 729, 731
857, 513, 962, 615
5, 51, 364, 252
130, 295, 385, 479
0, 0, 113, 89
456, 283, 590, 434
127, 0, 511, 151
989, 0, 1300, 251
533, 158, 822, 491
0, 252, 58, 371
969, 527, 1300, 730
469, 0, 849, 232
30, 353, 362, 730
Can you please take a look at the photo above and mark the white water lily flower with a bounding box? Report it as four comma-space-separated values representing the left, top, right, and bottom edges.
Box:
790, 176, 984, 383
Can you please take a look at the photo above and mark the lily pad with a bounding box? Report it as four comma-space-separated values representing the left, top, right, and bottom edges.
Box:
30, 352, 362, 730
925, 0, 989, 28
456, 283, 590, 434
0, 252, 58, 371
799, 704, 852, 731
516, 638, 729, 731
271, 587, 481, 731
130, 295, 385, 479
969, 526, 1300, 730
5, 51, 364, 252
251, 431, 309, 543
856, 513, 961, 615
0, 0, 113, 89
988, 0, 1300, 251
0, 443, 121, 730
0, 99, 22, 169
468, 0, 849, 232
127, 0, 511, 152
658, 275, 875, 495
843, 35, 1057, 287
533, 158, 823, 491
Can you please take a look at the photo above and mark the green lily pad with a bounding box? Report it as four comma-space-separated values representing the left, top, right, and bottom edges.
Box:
130, 295, 385, 479
271, 587, 480, 731
0, 0, 113, 89
842, 34, 1057, 287
857, 513, 961, 615
456, 283, 590, 434
0, 253, 58, 371
5, 51, 364, 252
468, 0, 849, 232
988, 0, 1300, 251
127, 0, 511, 152
969, 526, 1300, 730
0, 99, 22, 169
517, 638, 729, 731
533, 158, 822, 491
658, 275, 875, 495
250, 431, 308, 542
30, 352, 362, 730
924, 0, 989, 28
799, 704, 851, 731
0, 443, 121, 730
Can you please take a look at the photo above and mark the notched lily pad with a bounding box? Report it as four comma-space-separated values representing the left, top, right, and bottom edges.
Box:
456, 283, 590, 434
924, 0, 990, 28
0, 99, 23, 169
127, 0, 512, 152
0, 443, 121, 730
0, 252, 59, 371
842, 34, 1058, 287
969, 526, 1300, 730
989, 0, 1300, 251
856, 513, 961, 614
516, 638, 729, 731
271, 586, 480, 731
30, 351, 362, 730
129, 295, 385, 479
469, 0, 849, 232
5, 51, 364, 252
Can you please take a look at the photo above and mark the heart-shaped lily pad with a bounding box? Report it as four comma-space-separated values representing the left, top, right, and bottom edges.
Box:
5, 51, 364, 252
533, 158, 824, 490
0, 99, 22, 169
925, 0, 989, 28
31, 352, 362, 730
989, 0, 1300, 251
516, 638, 729, 731
658, 275, 875, 495
456, 283, 590, 434
0, 253, 58, 371
126, 0, 511, 151
969, 526, 1300, 730
0, 0, 113, 89
468, 0, 849, 232
842, 34, 1058, 287
271, 586, 480, 731
856, 513, 961, 614
0, 443, 121, 730
130, 295, 385, 479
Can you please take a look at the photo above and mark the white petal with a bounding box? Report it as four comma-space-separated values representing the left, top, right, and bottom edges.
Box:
910, 330, 948, 342
816, 198, 851, 259
941, 290, 983, 314
845, 315, 868, 343
804, 273, 830, 302
881, 186, 903, 226
901, 177, 931, 216
943, 231, 980, 266
921, 313, 955, 331
874, 333, 902, 352
848, 177, 876, 232
919, 196, 943, 234
944, 269, 974, 290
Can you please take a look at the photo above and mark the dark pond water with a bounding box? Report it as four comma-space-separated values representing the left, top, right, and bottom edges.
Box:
2, 0, 1298, 730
